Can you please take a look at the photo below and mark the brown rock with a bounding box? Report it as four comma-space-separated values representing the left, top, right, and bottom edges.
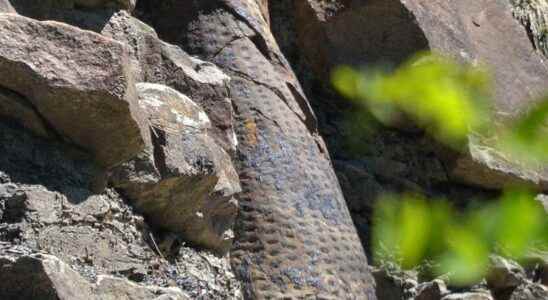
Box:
137, 1, 376, 298
110, 83, 240, 253
0, 14, 148, 168
0, 87, 52, 139
293, 0, 548, 190
101, 11, 237, 153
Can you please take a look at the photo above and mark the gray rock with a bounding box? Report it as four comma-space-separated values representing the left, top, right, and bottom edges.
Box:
441, 291, 494, 300
100, 11, 236, 154
417, 279, 449, 300
400, 0, 548, 190
0, 14, 148, 168
292, 0, 548, 190
510, 282, 548, 300
110, 83, 240, 253
0, 253, 94, 300
10, 0, 135, 16
487, 255, 526, 291
0, 0, 14, 12
0, 253, 188, 300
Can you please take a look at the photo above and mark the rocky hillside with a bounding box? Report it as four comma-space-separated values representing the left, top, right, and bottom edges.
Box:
0, 1, 547, 300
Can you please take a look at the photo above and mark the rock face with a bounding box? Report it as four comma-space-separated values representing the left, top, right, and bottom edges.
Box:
0, 121, 241, 299
137, 1, 377, 298
401, 0, 548, 190
0, 253, 188, 300
10, 0, 135, 17
0, 14, 148, 168
110, 83, 240, 253
289, 0, 548, 190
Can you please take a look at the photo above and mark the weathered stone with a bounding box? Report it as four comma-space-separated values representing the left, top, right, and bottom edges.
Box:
441, 292, 494, 300
0, 0, 14, 13
416, 279, 449, 300
487, 255, 526, 291
110, 83, 240, 253
0, 253, 188, 300
0, 87, 52, 139
292, 0, 548, 190
0, 253, 94, 300
137, 1, 376, 298
100, 11, 237, 154
10, 0, 135, 17
509, 0, 548, 58
509, 282, 548, 300
0, 14, 148, 168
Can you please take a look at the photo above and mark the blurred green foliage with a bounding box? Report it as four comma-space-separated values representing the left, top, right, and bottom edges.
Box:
332, 52, 548, 285
332, 53, 491, 146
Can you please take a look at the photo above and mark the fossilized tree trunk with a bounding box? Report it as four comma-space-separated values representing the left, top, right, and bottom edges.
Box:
137, 0, 377, 299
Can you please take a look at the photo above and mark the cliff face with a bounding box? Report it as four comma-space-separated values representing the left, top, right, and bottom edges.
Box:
0, 1, 547, 300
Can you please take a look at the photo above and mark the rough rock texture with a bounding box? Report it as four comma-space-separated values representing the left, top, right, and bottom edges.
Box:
286, 0, 548, 191
510, 0, 548, 58
0, 253, 187, 300
0, 14, 148, 168
10, 0, 135, 17
137, 1, 376, 299
401, 0, 548, 190
0, 122, 241, 299
110, 83, 240, 253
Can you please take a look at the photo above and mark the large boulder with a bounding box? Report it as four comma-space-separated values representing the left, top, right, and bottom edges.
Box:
0, 14, 148, 168
293, 0, 548, 190
110, 83, 240, 253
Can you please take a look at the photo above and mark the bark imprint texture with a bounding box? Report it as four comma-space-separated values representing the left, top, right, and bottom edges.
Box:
138, 0, 377, 299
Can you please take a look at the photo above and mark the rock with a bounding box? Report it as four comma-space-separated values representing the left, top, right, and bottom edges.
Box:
0, 0, 14, 13
0, 253, 94, 300
441, 292, 494, 300
95, 275, 188, 300
0, 253, 188, 300
372, 267, 418, 300
536, 194, 548, 213
291, 0, 548, 190
417, 279, 449, 300
101, 11, 236, 154
509, 282, 548, 300
0, 87, 52, 139
509, 0, 548, 58
10, 0, 135, 17
0, 122, 241, 298
110, 83, 240, 253
137, 1, 376, 298
487, 255, 526, 291
0, 14, 148, 168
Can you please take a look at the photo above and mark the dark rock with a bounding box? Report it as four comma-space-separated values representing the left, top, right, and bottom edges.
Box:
10, 0, 135, 17
110, 83, 240, 253
509, 282, 548, 300
0, 253, 188, 300
416, 279, 449, 300
0, 14, 148, 168
487, 255, 526, 291
0, 87, 52, 139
